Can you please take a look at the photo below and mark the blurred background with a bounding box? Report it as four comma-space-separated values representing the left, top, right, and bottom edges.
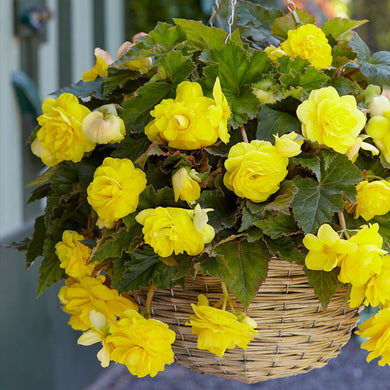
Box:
1, 0, 390, 389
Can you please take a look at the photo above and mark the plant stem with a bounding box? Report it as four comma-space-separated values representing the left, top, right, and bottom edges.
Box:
221, 281, 229, 311
337, 211, 350, 239
240, 124, 249, 143
144, 282, 156, 318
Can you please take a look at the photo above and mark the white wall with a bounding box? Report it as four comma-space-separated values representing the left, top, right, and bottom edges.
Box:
0, 0, 125, 239
0, 0, 23, 238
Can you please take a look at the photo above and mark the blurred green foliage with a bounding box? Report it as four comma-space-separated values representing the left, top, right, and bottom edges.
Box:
125, 0, 208, 38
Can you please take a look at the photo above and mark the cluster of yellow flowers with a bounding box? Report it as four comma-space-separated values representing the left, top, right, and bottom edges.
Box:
145, 79, 231, 149
303, 223, 390, 364
30, 20, 390, 374
55, 231, 178, 375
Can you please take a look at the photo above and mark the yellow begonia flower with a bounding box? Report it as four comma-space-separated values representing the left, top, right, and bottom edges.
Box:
297, 86, 367, 155
365, 112, 390, 163
171, 167, 201, 202
338, 224, 386, 286
145, 79, 230, 150
208, 77, 231, 144
356, 308, 390, 366
31, 93, 95, 166
135, 206, 215, 257
354, 180, 390, 221
55, 230, 95, 279
87, 157, 147, 229
83, 42, 152, 82
264, 45, 285, 63
77, 310, 114, 368
223, 139, 300, 203
303, 224, 357, 272
82, 104, 125, 144
58, 275, 138, 331
280, 24, 332, 70
186, 294, 257, 358
364, 257, 390, 307
107, 309, 175, 378
346, 134, 379, 162
82, 48, 114, 81
274, 132, 303, 158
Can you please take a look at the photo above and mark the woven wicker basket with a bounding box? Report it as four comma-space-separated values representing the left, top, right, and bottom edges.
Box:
136, 258, 360, 384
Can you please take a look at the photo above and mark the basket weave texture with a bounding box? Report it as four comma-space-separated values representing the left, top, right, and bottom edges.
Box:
136, 258, 360, 384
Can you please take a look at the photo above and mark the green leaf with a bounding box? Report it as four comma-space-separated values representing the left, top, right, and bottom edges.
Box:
254, 213, 298, 239
198, 189, 238, 233
120, 248, 183, 291
216, 239, 270, 309
239, 206, 259, 232
37, 221, 65, 297
266, 236, 306, 265
103, 67, 145, 97
119, 81, 173, 129
198, 255, 233, 280
256, 106, 301, 142
262, 180, 298, 215
51, 79, 104, 99
292, 154, 321, 180
201, 44, 270, 127
137, 185, 178, 210
157, 51, 196, 86
276, 56, 329, 100
291, 152, 363, 234
91, 226, 142, 262
173, 19, 233, 50
349, 33, 370, 62
236, 1, 283, 45
237, 1, 283, 29
321, 17, 368, 41
110, 134, 151, 161
271, 10, 316, 40
144, 22, 186, 49
362, 51, 390, 86
330, 77, 360, 96
304, 267, 341, 308
25, 215, 46, 269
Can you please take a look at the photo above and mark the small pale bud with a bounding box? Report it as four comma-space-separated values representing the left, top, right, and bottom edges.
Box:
82, 104, 125, 144
369, 95, 390, 117
252, 79, 276, 105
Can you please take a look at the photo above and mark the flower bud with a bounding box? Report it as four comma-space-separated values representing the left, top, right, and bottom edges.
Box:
274, 132, 303, 158
252, 79, 276, 105
264, 45, 285, 63
172, 167, 201, 202
369, 95, 390, 117
82, 104, 125, 144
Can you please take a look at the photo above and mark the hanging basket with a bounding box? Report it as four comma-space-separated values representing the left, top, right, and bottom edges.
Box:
136, 258, 360, 384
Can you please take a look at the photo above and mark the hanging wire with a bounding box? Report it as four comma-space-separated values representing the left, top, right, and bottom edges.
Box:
286, 0, 302, 24
208, 0, 221, 27
225, 0, 238, 43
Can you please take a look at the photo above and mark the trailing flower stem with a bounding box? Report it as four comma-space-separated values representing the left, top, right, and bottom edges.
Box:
337, 211, 350, 239
144, 282, 157, 318
240, 125, 249, 143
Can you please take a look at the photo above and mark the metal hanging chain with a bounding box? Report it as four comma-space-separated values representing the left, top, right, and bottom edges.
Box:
208, 0, 221, 27
225, 0, 238, 43
286, 0, 302, 25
